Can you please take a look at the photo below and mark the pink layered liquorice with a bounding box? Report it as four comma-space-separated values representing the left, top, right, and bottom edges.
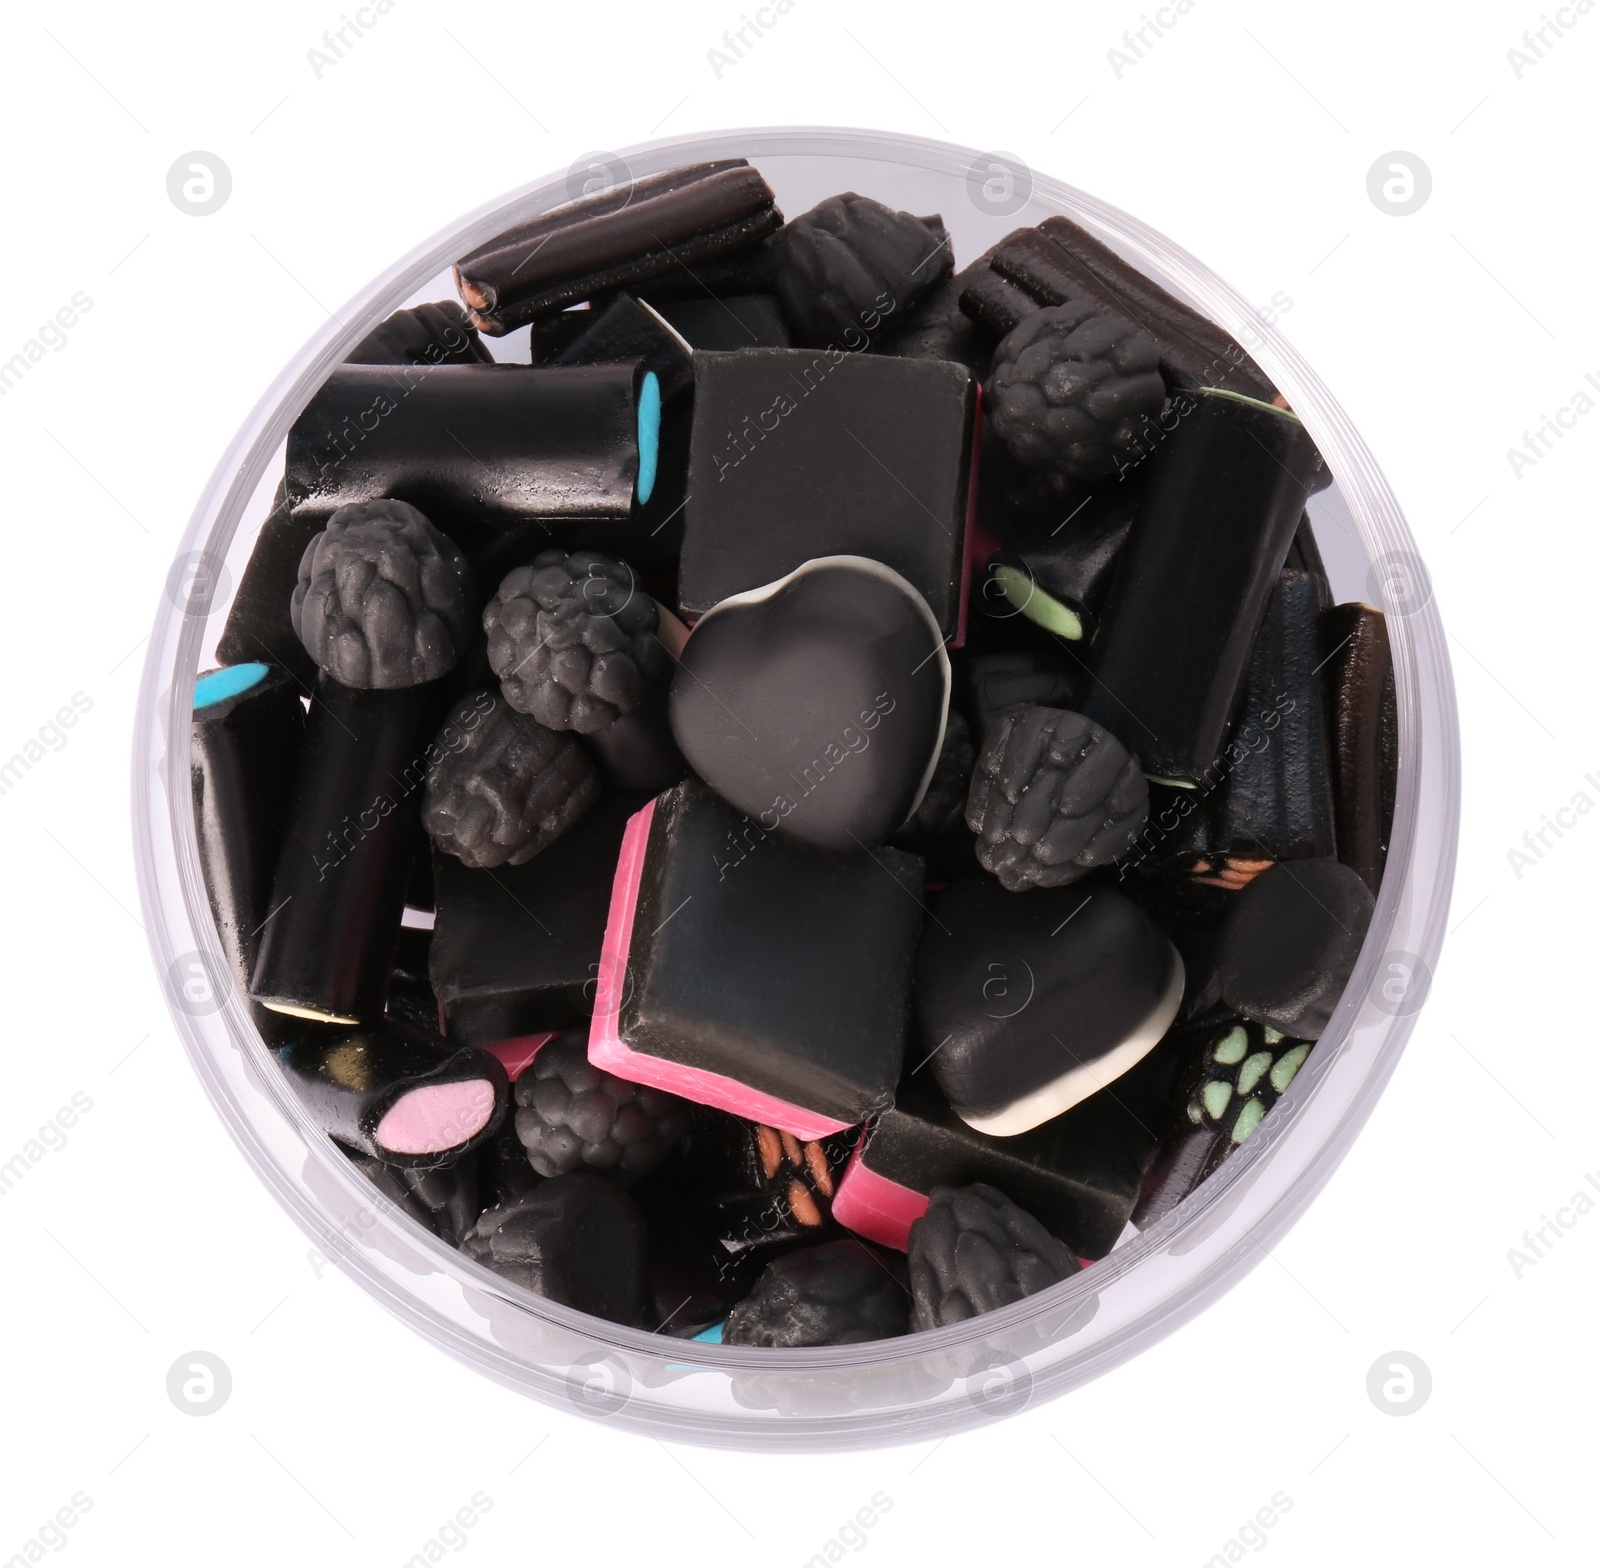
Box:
586, 798, 855, 1142
829, 1135, 930, 1252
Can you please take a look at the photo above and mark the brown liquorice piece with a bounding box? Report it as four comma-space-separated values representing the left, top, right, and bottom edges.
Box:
1322, 602, 1394, 893
455, 160, 781, 334
1032, 216, 1276, 398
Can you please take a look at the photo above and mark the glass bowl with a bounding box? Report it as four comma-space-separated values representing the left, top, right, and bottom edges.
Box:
133, 126, 1459, 1451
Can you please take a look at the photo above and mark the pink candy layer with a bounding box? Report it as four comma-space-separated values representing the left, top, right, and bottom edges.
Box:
830, 1138, 929, 1251
483, 1033, 556, 1083
374, 1079, 496, 1155
587, 799, 854, 1142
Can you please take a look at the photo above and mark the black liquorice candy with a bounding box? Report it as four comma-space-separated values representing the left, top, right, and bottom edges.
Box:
669, 557, 950, 851
676, 350, 976, 640
190, 665, 306, 1021
907, 1183, 1080, 1330
654, 293, 791, 351
965, 705, 1149, 891
588, 775, 924, 1139
767, 192, 953, 348
275, 1019, 509, 1168
984, 303, 1167, 484
344, 299, 492, 367
985, 485, 1138, 644
722, 1239, 909, 1347
959, 649, 1086, 741
915, 877, 1184, 1136
1082, 391, 1327, 784
250, 675, 452, 1024
1133, 1016, 1313, 1228
552, 293, 696, 403
1322, 602, 1394, 894
1217, 858, 1374, 1038
512, 1029, 689, 1183
832, 1049, 1177, 1257
284, 362, 661, 534
462, 1175, 647, 1326
454, 159, 781, 335
215, 482, 319, 681
421, 689, 599, 870
998, 219, 1276, 400
1198, 566, 1337, 884
291, 499, 476, 691
429, 787, 652, 1045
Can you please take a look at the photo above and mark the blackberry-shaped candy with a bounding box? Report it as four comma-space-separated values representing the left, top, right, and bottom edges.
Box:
461, 1174, 646, 1325
513, 1030, 689, 1183
422, 690, 599, 869
986, 303, 1166, 482
291, 499, 475, 689
769, 193, 952, 348
722, 1240, 909, 1348
907, 1183, 1080, 1330
967, 706, 1148, 891
484, 550, 666, 733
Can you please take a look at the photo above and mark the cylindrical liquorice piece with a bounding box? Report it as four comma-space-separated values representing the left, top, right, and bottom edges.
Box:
455, 160, 781, 334
191, 664, 306, 1032
1322, 602, 1394, 893
275, 1020, 509, 1168
986, 486, 1138, 643
1203, 567, 1337, 877
251, 675, 452, 1024
1083, 391, 1327, 784
957, 264, 1040, 339
285, 362, 660, 529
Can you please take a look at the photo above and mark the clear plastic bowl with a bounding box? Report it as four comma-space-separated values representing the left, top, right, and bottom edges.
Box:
133, 127, 1459, 1451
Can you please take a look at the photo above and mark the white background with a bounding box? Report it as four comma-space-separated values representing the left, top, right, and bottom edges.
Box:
2, 1, 1595, 1563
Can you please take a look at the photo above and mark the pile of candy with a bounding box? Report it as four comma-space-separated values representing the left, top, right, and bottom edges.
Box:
191, 158, 1394, 1346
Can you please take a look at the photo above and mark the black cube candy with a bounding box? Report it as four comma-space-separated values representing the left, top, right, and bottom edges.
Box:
589, 776, 924, 1139
677, 350, 976, 640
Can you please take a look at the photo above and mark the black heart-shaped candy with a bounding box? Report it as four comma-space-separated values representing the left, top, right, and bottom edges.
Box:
669, 557, 950, 850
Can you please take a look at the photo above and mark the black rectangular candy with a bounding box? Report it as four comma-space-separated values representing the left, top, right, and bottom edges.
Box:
429, 788, 651, 1045
591, 776, 924, 1135
832, 1047, 1181, 1259
677, 350, 976, 639
1082, 390, 1327, 783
